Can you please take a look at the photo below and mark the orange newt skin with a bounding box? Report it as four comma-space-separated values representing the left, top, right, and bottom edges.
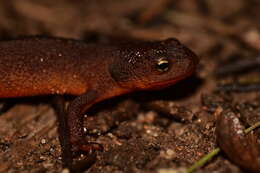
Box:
0, 37, 198, 167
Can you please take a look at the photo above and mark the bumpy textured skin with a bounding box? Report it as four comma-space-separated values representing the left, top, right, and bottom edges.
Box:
0, 37, 115, 97
0, 36, 198, 166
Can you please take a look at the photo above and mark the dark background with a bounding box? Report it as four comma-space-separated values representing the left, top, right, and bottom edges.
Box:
0, 0, 259, 173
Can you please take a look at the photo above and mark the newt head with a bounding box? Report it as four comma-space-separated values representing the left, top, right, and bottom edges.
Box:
109, 38, 199, 91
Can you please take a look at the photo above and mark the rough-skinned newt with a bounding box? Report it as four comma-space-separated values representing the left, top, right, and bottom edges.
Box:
0, 37, 198, 167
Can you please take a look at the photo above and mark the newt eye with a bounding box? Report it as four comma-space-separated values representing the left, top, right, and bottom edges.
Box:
156, 59, 169, 72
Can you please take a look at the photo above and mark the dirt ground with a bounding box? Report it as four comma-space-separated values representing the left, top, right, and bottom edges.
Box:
0, 0, 259, 173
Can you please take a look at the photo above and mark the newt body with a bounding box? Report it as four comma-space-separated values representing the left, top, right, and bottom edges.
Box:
0, 37, 198, 167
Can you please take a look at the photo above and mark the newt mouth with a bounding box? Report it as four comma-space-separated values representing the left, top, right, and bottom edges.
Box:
147, 69, 195, 90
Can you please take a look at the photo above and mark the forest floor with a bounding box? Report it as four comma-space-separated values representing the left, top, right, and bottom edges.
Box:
0, 0, 259, 173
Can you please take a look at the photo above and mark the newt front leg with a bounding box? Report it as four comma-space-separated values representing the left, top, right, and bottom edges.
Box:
66, 90, 103, 156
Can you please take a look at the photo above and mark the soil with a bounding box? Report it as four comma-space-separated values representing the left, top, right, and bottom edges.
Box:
0, 0, 259, 173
